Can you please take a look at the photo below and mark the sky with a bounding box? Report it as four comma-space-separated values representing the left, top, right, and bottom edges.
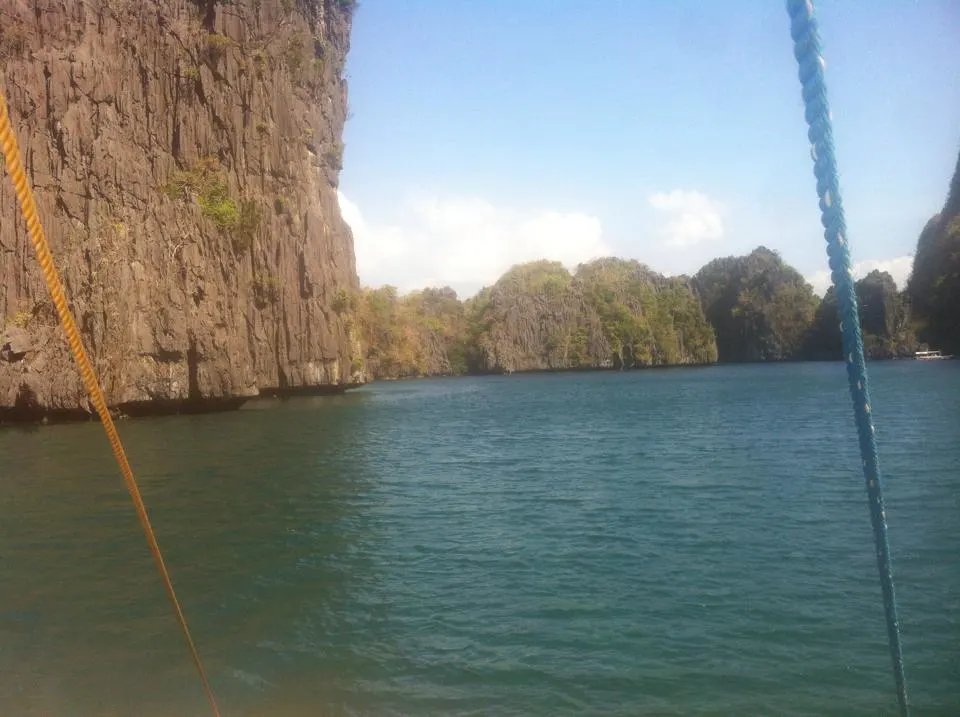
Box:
337, 0, 960, 298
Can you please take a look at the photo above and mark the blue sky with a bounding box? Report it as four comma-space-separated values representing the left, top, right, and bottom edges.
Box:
337, 0, 960, 297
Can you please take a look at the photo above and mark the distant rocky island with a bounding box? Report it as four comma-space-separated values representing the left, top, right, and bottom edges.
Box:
346, 250, 910, 380
349, 149, 959, 381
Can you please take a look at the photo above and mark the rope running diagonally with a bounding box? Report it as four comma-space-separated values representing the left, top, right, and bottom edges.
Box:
0, 89, 222, 717
785, 2, 909, 715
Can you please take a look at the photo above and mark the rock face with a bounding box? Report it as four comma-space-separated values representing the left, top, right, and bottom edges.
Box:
345, 259, 718, 380
0, 0, 361, 421
907, 147, 960, 355
693, 247, 819, 362
467, 259, 718, 373
803, 271, 918, 361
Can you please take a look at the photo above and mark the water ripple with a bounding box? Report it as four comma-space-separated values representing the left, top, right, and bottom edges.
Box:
0, 362, 957, 716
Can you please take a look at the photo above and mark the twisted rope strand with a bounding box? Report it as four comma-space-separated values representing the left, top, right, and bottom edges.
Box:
0, 88, 222, 717
785, 2, 909, 714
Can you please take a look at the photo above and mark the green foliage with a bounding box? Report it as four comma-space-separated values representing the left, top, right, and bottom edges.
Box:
324, 140, 344, 170
648, 279, 719, 365
197, 184, 240, 228
804, 271, 918, 360
567, 327, 589, 367
332, 288, 356, 314
450, 257, 717, 374
252, 275, 281, 307
251, 48, 268, 77
694, 246, 819, 362
206, 32, 236, 60
576, 258, 658, 368
10, 310, 31, 329
857, 270, 909, 339
285, 34, 305, 74
353, 286, 466, 378
182, 65, 201, 81
352, 205, 960, 376
498, 260, 571, 294
161, 158, 259, 247
233, 200, 261, 249
161, 156, 222, 200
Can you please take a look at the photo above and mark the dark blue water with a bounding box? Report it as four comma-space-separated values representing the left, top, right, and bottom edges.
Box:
1, 362, 958, 716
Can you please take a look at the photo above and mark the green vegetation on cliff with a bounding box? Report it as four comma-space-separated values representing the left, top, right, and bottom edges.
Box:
799, 146, 960, 361
803, 271, 917, 360
467, 258, 717, 373
349, 258, 718, 379
351, 235, 956, 379
693, 247, 819, 362
907, 148, 960, 354
348, 286, 467, 379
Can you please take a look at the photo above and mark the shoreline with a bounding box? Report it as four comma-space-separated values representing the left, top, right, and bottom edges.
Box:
2, 357, 952, 428
0, 381, 366, 429
360, 354, 951, 384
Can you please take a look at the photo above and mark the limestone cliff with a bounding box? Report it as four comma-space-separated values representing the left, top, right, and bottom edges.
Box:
803, 270, 917, 361
345, 260, 718, 381
0, 0, 361, 421
469, 259, 718, 373
693, 247, 819, 362
907, 147, 960, 354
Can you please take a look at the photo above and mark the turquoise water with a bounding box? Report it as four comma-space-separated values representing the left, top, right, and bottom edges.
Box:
1, 362, 958, 716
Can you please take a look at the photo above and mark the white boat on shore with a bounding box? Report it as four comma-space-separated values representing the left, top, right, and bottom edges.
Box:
914, 350, 954, 360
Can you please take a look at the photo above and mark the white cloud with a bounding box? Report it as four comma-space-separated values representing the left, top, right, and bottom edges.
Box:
806, 255, 914, 296
338, 192, 611, 297
337, 193, 364, 235
648, 190, 725, 247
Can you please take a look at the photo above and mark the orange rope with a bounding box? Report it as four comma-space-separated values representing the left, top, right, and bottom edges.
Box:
0, 88, 222, 717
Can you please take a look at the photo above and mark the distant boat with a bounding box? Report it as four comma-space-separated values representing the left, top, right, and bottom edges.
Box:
914, 350, 953, 360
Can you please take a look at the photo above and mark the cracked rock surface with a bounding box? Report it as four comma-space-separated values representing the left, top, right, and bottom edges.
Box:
0, 0, 362, 421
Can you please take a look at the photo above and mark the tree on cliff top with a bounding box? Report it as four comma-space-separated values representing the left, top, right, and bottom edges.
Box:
694, 246, 819, 362
353, 285, 467, 378
463, 258, 717, 373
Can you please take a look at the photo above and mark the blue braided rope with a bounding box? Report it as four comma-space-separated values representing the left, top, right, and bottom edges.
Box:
785, 2, 909, 715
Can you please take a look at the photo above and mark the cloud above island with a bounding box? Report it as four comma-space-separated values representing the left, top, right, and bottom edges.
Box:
648, 190, 725, 248
338, 192, 611, 297
339, 189, 915, 302
805, 255, 914, 296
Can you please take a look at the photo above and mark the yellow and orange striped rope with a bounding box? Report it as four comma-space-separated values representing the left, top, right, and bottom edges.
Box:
0, 87, 221, 717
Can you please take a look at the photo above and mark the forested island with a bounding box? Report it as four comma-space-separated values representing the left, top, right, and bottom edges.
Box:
346, 150, 960, 380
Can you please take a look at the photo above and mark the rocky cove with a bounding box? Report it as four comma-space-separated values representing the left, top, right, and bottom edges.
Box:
2, 2, 959, 423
